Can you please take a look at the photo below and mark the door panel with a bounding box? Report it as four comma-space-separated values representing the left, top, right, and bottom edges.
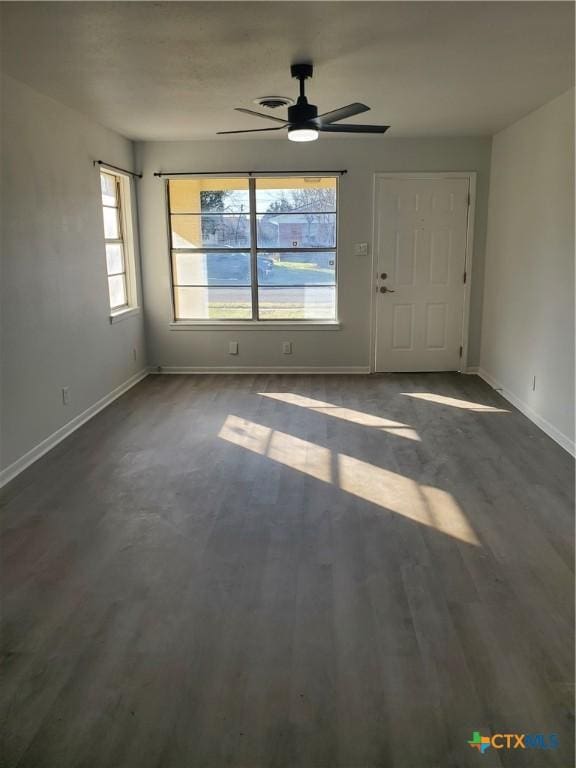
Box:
392, 304, 414, 349
374, 177, 469, 372
426, 303, 447, 349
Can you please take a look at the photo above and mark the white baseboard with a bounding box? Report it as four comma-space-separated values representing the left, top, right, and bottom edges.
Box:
477, 368, 575, 456
150, 366, 372, 375
0, 369, 149, 489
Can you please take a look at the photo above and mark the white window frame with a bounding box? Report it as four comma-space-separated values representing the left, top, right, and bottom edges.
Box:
166, 174, 340, 329
99, 168, 139, 322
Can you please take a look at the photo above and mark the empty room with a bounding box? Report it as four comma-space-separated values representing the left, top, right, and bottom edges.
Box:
1, 2, 574, 766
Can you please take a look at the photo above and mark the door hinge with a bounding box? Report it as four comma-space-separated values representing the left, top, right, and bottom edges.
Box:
463, 270, 467, 284
459, 345, 463, 357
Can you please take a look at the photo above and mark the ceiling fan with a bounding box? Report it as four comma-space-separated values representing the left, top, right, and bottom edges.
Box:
217, 63, 390, 142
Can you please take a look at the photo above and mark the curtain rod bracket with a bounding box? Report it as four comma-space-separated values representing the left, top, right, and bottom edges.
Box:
94, 160, 143, 179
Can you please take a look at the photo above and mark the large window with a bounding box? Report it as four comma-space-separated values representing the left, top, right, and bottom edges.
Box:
168, 176, 338, 321
100, 170, 137, 314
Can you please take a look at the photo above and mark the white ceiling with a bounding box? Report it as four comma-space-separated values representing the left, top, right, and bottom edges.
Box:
1, 1, 574, 141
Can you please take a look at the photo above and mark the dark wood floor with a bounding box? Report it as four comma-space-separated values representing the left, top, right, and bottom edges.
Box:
1, 373, 573, 768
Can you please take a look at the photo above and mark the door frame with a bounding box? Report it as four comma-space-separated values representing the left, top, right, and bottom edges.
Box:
370, 171, 477, 373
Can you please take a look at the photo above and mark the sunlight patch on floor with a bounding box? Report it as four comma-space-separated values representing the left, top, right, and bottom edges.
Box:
218, 414, 479, 546
219, 415, 332, 481
420, 485, 479, 545
218, 414, 272, 455
400, 392, 509, 412
338, 454, 479, 545
258, 392, 421, 441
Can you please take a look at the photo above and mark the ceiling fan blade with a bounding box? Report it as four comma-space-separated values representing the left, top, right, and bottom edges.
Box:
314, 103, 370, 125
234, 108, 287, 124
217, 126, 286, 135
319, 123, 390, 134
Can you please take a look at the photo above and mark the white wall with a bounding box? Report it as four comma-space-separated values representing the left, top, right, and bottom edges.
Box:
136, 137, 491, 371
0, 75, 146, 475
480, 88, 575, 453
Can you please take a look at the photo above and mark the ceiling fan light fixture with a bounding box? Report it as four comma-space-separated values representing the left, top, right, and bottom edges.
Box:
288, 126, 319, 142
218, 63, 389, 140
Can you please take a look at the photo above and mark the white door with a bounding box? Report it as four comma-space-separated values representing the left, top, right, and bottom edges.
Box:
374, 176, 469, 372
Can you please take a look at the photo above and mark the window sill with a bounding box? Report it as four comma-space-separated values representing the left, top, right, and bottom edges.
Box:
109, 307, 140, 324
169, 320, 341, 331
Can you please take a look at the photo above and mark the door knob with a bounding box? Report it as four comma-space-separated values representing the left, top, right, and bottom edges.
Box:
380, 286, 395, 293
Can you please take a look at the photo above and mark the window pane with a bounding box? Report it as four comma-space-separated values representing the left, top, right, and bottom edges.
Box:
173, 251, 251, 286
106, 243, 124, 276
174, 287, 252, 320
101, 173, 118, 206
255, 177, 337, 213
257, 252, 335, 285
258, 286, 336, 320
171, 214, 250, 249
257, 213, 336, 248
169, 179, 250, 214
103, 207, 120, 239
108, 274, 127, 309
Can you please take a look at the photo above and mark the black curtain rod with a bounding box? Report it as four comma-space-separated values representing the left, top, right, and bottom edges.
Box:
153, 170, 347, 178
94, 160, 143, 179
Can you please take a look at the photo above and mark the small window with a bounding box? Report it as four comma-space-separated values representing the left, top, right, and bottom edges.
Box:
167, 176, 338, 322
100, 170, 137, 313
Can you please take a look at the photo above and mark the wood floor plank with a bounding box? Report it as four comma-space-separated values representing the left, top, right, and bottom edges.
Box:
0, 373, 573, 768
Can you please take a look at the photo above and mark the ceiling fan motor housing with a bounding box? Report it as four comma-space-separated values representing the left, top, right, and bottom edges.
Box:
288, 100, 318, 125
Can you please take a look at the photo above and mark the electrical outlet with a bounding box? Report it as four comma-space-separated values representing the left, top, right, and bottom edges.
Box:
229, 341, 239, 355
282, 341, 292, 355
61, 386, 70, 405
